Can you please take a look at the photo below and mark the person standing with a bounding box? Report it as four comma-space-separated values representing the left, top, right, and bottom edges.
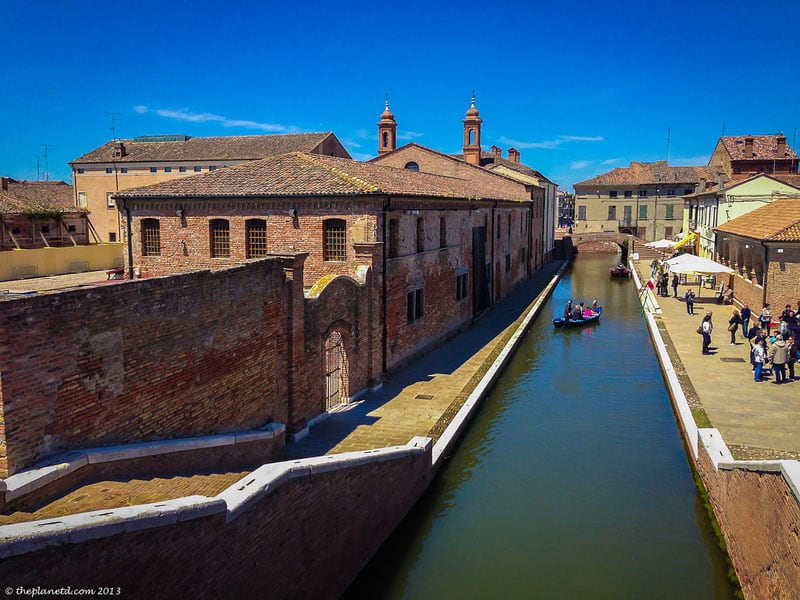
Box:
728, 309, 742, 345
701, 311, 713, 355
753, 338, 767, 382
760, 303, 773, 336
740, 303, 751, 337
767, 333, 789, 384
787, 335, 798, 380
685, 289, 696, 315
671, 273, 679, 298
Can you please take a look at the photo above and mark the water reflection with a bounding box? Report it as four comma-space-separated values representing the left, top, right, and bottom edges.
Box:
346, 254, 737, 599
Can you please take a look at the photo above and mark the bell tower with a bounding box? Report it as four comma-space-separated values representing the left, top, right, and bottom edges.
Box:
462, 93, 482, 166
378, 97, 397, 156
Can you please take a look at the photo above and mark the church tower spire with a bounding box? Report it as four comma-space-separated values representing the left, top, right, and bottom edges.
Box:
378, 95, 397, 156
462, 92, 483, 166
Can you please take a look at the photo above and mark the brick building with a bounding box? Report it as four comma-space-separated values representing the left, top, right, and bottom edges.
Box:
714, 198, 800, 310
0, 177, 89, 251
70, 132, 350, 243
708, 134, 798, 182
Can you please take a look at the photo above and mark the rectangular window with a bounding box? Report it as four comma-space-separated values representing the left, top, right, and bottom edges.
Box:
77, 192, 87, 207
607, 205, 616, 220
179, 166, 187, 173
505, 253, 511, 273
578, 205, 586, 220
665, 204, 674, 219
407, 288, 424, 323
209, 166, 217, 171
684, 188, 693, 195
323, 219, 346, 261
637, 226, 647, 238
639, 205, 648, 219
210, 219, 230, 258
667, 189, 675, 196
388, 218, 399, 258
142, 219, 161, 256
664, 226, 673, 239
246, 219, 268, 258
150, 167, 157, 173
106, 167, 113, 174
638, 190, 648, 197
416, 217, 424, 253
194, 166, 202, 172
67, 225, 76, 233
109, 232, 116, 242
77, 168, 85, 174
164, 167, 172, 173
121, 167, 128, 174
609, 191, 618, 198
41, 225, 50, 234
107, 192, 115, 209
624, 190, 632, 198
440, 216, 447, 249
456, 272, 469, 301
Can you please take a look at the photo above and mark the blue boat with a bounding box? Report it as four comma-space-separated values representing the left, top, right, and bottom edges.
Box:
553, 306, 602, 327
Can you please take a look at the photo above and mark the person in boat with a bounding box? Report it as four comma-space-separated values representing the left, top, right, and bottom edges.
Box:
564, 300, 573, 322
571, 302, 584, 320
587, 299, 600, 316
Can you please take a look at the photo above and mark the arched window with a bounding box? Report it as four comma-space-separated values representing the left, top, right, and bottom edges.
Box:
468, 129, 475, 145
210, 219, 230, 258
404, 162, 419, 172
141, 219, 160, 256
323, 219, 346, 261
246, 219, 267, 258
382, 131, 390, 148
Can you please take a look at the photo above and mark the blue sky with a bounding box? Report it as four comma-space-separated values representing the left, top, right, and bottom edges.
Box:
3, 0, 799, 191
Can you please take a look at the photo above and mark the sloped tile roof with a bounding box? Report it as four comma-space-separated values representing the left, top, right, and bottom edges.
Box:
71, 133, 345, 163
771, 173, 800, 188
574, 161, 713, 188
115, 153, 533, 202
716, 198, 800, 241
0, 179, 77, 213
720, 135, 798, 161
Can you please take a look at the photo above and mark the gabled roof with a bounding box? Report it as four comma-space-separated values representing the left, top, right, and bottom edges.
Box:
0, 178, 77, 213
574, 161, 712, 188
71, 132, 349, 164
717, 135, 798, 161
771, 173, 800, 188
716, 198, 800, 242
115, 152, 532, 202
684, 172, 800, 199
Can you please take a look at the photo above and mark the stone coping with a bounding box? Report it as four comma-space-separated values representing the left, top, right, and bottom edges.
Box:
0, 436, 431, 558
632, 259, 800, 505
0, 423, 285, 502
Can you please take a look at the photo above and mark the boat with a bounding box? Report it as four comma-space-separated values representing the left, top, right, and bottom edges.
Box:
609, 264, 631, 277
553, 306, 602, 327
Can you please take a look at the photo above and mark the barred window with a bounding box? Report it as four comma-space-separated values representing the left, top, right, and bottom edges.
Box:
210, 219, 230, 258
142, 219, 161, 256
323, 219, 346, 261
407, 288, 424, 323
246, 219, 268, 258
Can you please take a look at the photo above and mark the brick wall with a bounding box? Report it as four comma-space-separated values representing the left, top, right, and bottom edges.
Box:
697, 451, 800, 598
0, 258, 296, 476
0, 445, 433, 599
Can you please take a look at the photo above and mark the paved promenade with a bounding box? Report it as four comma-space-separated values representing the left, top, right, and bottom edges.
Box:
631, 259, 800, 459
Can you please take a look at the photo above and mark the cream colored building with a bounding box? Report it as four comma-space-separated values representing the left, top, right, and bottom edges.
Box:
573, 161, 710, 242
70, 133, 350, 242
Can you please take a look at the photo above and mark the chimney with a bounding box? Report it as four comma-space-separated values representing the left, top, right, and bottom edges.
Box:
112, 140, 127, 158
698, 178, 707, 193
777, 133, 787, 157
491, 145, 502, 158
1, 177, 8, 191
508, 147, 520, 163
744, 135, 754, 158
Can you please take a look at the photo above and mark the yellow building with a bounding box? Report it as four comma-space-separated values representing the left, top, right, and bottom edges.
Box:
70, 133, 350, 242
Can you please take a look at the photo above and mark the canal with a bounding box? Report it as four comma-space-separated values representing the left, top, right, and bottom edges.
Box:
346, 253, 738, 599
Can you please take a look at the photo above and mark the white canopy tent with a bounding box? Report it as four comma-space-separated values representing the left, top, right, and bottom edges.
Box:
645, 239, 676, 249
664, 254, 734, 298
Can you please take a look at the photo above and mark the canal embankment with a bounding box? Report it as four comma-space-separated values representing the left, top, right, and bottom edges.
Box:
631, 259, 800, 599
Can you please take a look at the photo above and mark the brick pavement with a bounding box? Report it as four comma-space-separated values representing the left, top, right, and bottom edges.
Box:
633, 259, 800, 458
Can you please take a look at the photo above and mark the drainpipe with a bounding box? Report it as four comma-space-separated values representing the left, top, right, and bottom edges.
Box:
761, 242, 769, 308
121, 197, 134, 280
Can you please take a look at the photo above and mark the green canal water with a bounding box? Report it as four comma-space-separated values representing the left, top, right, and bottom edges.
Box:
346, 254, 738, 599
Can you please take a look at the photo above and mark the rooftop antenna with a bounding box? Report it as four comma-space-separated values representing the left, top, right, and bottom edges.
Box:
41, 143, 52, 181
35, 155, 41, 180
106, 112, 120, 139
666, 127, 671, 164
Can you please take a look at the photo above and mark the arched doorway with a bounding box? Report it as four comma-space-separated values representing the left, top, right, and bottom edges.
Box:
324, 330, 349, 411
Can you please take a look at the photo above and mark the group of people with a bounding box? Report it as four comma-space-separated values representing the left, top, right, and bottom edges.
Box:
699, 300, 800, 384
563, 299, 600, 321
652, 269, 680, 298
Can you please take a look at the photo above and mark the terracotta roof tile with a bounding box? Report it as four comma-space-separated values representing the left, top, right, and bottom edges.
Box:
71, 133, 346, 164
716, 198, 800, 241
0, 178, 76, 213
115, 153, 532, 202
574, 161, 713, 188
720, 135, 798, 161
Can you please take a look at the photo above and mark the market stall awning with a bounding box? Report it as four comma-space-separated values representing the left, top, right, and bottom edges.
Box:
673, 232, 696, 249
664, 253, 733, 275
645, 239, 676, 248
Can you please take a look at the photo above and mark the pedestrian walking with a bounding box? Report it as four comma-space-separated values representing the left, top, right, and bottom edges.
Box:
671, 273, 679, 298
685, 289, 695, 315
768, 334, 789, 383
753, 338, 766, 382
701, 311, 713, 354
740, 303, 751, 337
728, 309, 742, 345
760, 303, 773, 336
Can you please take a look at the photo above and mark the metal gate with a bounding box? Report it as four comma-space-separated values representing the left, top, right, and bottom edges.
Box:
324, 330, 348, 410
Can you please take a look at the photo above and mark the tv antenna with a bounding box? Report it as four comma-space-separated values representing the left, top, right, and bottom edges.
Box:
666, 127, 671, 164
41, 144, 52, 181
106, 112, 121, 138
